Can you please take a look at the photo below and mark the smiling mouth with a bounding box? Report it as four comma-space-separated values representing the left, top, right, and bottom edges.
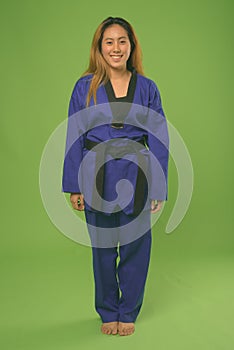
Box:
110, 55, 123, 58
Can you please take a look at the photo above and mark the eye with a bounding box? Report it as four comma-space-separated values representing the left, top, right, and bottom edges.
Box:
106, 41, 113, 45
120, 40, 126, 44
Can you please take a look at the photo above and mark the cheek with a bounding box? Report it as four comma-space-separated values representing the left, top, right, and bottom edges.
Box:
126, 44, 131, 55
101, 43, 107, 55
101, 46, 110, 57
126, 46, 131, 58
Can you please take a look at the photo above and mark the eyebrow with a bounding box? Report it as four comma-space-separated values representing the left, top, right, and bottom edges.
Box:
104, 36, 128, 40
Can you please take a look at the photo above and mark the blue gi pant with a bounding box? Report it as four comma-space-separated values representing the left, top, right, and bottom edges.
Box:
85, 209, 152, 323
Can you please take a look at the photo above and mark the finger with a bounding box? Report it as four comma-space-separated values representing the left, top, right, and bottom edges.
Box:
151, 203, 162, 213
72, 202, 79, 210
77, 204, 85, 211
71, 199, 80, 209
151, 200, 156, 211
78, 198, 85, 210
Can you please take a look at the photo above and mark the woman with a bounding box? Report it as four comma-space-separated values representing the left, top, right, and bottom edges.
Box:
62, 17, 169, 336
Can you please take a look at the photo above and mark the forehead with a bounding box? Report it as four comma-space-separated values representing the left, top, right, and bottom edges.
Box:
102, 24, 128, 39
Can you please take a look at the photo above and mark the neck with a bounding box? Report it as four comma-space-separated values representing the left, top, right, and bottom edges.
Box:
109, 68, 130, 80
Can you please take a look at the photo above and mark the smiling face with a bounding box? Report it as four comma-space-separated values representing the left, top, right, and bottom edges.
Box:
101, 24, 131, 72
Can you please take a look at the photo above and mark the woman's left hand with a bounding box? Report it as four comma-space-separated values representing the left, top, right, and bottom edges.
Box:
151, 200, 163, 213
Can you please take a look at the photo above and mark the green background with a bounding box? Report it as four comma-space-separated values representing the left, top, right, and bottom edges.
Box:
1, 0, 233, 349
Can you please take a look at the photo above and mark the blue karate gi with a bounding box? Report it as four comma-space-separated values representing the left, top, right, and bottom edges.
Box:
62, 70, 169, 323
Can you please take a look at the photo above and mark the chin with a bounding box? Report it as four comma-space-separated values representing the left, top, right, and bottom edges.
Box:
109, 63, 126, 70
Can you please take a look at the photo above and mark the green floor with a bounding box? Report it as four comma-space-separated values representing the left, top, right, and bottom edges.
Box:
1, 221, 233, 350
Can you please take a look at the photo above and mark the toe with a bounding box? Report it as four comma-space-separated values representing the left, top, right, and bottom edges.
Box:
118, 322, 135, 336
101, 322, 118, 335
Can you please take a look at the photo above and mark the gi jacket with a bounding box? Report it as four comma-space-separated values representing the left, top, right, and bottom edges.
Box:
62, 71, 169, 215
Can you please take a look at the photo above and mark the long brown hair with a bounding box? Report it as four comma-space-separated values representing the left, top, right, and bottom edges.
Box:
82, 17, 144, 106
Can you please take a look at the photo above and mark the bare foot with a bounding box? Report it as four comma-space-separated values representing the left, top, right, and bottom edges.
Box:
101, 322, 118, 335
118, 322, 135, 336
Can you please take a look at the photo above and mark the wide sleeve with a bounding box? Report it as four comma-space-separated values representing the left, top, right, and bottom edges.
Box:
62, 80, 86, 193
147, 81, 169, 201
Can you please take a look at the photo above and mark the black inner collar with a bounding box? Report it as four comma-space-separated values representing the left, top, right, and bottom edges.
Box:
105, 70, 137, 128
105, 70, 137, 103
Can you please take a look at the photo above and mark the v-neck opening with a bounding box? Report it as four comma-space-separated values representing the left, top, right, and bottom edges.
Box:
105, 70, 137, 103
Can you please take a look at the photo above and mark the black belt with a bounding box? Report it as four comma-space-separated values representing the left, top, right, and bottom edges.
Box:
85, 138, 148, 215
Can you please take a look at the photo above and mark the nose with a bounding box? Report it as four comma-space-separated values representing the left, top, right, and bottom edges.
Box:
113, 41, 120, 52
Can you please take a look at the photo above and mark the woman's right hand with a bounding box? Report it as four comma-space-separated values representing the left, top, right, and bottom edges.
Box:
70, 193, 85, 211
